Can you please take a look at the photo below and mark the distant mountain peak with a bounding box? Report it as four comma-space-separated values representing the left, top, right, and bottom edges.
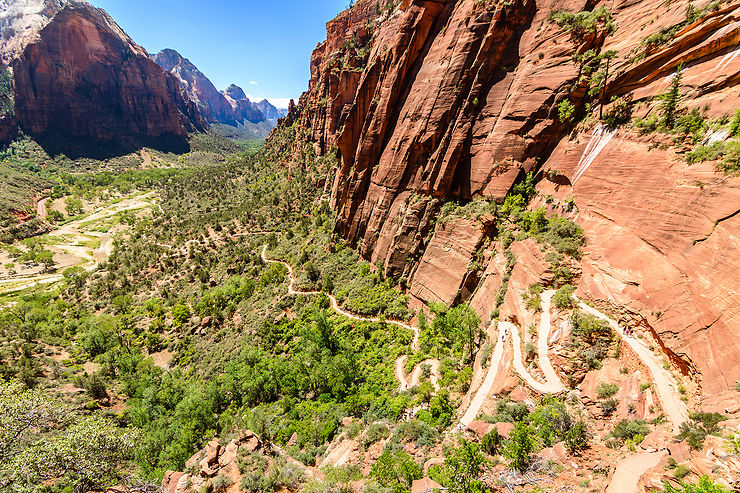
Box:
153, 49, 272, 132
225, 84, 247, 101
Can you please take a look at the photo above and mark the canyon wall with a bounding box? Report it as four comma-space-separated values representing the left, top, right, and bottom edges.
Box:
2, 0, 204, 150
283, 0, 740, 397
153, 49, 282, 127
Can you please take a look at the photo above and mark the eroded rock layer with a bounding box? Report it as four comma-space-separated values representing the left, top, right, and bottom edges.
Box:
281, 0, 740, 398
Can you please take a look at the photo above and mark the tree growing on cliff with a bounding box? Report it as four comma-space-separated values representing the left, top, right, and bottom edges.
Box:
660, 63, 684, 129
433, 438, 489, 493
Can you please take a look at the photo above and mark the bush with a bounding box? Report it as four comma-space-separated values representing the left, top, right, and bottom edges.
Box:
548, 6, 616, 40
565, 420, 589, 454
596, 382, 619, 399
688, 411, 726, 433
558, 100, 576, 123
552, 284, 575, 309
610, 419, 649, 443
362, 422, 389, 447
662, 476, 729, 492
212, 473, 233, 493
730, 109, 740, 137
676, 421, 707, 450
481, 430, 503, 455
434, 438, 487, 493
503, 421, 535, 472
489, 399, 530, 423
370, 450, 422, 489
600, 398, 617, 416
674, 464, 690, 479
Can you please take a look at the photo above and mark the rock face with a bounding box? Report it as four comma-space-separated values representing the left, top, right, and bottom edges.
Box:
153, 48, 243, 124
153, 49, 275, 127
280, 0, 740, 399
253, 98, 286, 122
4, 0, 204, 150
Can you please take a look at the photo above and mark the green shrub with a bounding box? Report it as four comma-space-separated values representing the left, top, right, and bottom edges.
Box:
596, 382, 619, 399
370, 450, 422, 489
362, 422, 389, 447
730, 109, 740, 137
673, 464, 690, 479
688, 411, 726, 433
489, 399, 530, 423
662, 475, 729, 492
552, 284, 575, 309
600, 398, 617, 416
481, 430, 503, 455
610, 419, 649, 443
548, 6, 616, 40
659, 64, 683, 129
503, 421, 535, 472
212, 473, 233, 493
558, 100, 576, 123
565, 420, 589, 454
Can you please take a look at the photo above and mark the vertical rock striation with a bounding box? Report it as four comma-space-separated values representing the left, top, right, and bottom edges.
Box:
281, 0, 740, 397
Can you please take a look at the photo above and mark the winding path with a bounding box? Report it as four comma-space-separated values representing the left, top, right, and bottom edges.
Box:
260, 244, 687, 438
576, 298, 689, 432
260, 245, 436, 391
460, 290, 565, 426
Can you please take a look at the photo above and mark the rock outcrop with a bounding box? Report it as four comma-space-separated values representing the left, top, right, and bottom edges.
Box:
279, 0, 740, 400
3, 0, 204, 151
161, 430, 309, 493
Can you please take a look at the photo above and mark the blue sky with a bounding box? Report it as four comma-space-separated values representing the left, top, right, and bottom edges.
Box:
90, 0, 349, 108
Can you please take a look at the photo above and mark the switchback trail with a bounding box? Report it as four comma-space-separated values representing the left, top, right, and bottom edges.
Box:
576, 298, 689, 432
260, 245, 437, 391
460, 290, 565, 427
261, 245, 687, 439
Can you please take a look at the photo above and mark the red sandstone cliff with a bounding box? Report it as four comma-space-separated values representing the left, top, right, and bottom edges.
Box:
280, 0, 740, 399
2, 0, 203, 149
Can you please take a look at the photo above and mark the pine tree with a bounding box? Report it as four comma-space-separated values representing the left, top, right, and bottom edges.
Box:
661, 63, 683, 129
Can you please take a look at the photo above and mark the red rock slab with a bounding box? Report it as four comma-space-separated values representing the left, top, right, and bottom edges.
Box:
409, 217, 486, 307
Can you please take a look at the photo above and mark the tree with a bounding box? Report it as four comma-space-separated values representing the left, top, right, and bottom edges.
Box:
1, 415, 139, 493
481, 429, 503, 455
34, 249, 55, 272
370, 450, 422, 489
558, 99, 576, 123
660, 63, 683, 129
437, 438, 488, 493
0, 380, 70, 461
597, 50, 618, 119
565, 420, 589, 454
65, 197, 84, 216
503, 421, 536, 472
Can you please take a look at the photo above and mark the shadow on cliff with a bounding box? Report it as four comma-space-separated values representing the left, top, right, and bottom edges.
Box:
33, 130, 191, 160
